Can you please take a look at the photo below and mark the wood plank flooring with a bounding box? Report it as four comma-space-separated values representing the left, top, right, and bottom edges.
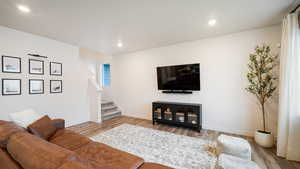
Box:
67, 116, 300, 169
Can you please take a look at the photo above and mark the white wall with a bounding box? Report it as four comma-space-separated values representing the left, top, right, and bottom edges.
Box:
102, 86, 113, 101
0, 26, 90, 127
112, 25, 281, 136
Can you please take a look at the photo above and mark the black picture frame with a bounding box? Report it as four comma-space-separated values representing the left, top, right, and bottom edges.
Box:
29, 59, 44, 75
2, 79, 22, 96
29, 79, 44, 94
1, 56, 21, 73
50, 62, 62, 76
50, 80, 63, 93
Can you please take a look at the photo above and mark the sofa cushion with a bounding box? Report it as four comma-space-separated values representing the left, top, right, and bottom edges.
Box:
9, 109, 44, 128
75, 142, 144, 169
58, 156, 112, 169
7, 132, 76, 169
50, 129, 92, 151
138, 163, 173, 169
28, 115, 57, 140
58, 160, 96, 169
0, 148, 22, 169
0, 121, 25, 148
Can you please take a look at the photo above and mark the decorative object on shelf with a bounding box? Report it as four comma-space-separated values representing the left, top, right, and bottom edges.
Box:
2, 79, 21, 95
28, 53, 48, 59
50, 80, 62, 93
164, 108, 172, 120
154, 108, 162, 119
188, 114, 197, 124
246, 44, 278, 148
176, 112, 185, 122
1, 55, 21, 73
29, 59, 44, 75
29, 79, 44, 94
50, 62, 62, 76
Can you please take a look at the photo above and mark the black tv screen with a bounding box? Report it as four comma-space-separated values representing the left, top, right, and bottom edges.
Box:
157, 63, 200, 91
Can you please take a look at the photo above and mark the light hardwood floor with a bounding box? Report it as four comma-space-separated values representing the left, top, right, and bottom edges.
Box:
67, 116, 300, 169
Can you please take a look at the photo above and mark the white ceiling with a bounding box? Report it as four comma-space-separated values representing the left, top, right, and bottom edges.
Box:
0, 0, 295, 56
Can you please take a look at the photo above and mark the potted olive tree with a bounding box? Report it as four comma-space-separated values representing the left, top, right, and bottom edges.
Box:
246, 44, 277, 148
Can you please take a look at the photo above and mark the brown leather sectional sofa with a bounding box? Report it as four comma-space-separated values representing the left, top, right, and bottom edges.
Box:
0, 119, 172, 169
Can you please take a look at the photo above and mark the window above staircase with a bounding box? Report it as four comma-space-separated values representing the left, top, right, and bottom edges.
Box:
102, 64, 111, 87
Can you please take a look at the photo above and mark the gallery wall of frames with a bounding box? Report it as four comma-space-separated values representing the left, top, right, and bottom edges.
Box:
1, 55, 63, 96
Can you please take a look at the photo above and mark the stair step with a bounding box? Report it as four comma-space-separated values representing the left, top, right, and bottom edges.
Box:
102, 110, 122, 121
102, 105, 117, 110
103, 110, 121, 116
101, 100, 114, 106
102, 108, 118, 114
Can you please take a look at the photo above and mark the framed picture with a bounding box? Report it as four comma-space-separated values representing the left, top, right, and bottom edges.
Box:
2, 79, 21, 95
29, 59, 44, 75
50, 80, 62, 93
29, 79, 44, 94
2, 56, 21, 73
50, 62, 62, 76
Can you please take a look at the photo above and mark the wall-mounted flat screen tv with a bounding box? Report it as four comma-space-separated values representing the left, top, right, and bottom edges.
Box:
157, 63, 200, 91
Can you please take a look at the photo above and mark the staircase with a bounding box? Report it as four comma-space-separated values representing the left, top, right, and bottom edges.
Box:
101, 100, 122, 121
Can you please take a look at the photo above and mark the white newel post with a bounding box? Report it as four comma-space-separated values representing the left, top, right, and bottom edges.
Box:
88, 78, 102, 123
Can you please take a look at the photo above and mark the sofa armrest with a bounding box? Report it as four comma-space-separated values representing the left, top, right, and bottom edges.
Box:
52, 119, 65, 130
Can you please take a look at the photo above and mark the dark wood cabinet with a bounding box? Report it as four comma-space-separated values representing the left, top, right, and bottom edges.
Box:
152, 101, 202, 132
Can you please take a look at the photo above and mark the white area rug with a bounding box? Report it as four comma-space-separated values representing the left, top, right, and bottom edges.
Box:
91, 124, 217, 169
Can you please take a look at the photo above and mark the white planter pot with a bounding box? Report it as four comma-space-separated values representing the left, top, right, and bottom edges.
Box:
254, 130, 274, 148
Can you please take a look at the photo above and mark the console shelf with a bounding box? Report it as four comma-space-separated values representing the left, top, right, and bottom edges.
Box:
152, 101, 202, 132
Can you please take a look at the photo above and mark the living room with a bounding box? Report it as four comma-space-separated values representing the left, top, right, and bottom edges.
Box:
0, 0, 299, 169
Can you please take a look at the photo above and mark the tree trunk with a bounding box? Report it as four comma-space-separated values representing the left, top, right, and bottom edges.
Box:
261, 102, 266, 132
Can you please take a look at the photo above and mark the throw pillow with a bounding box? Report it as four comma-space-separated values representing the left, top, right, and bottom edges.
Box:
27, 115, 57, 140
9, 109, 44, 128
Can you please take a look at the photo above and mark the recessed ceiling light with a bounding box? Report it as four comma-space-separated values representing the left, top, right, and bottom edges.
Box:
17, 5, 31, 13
208, 19, 216, 26
117, 42, 123, 48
